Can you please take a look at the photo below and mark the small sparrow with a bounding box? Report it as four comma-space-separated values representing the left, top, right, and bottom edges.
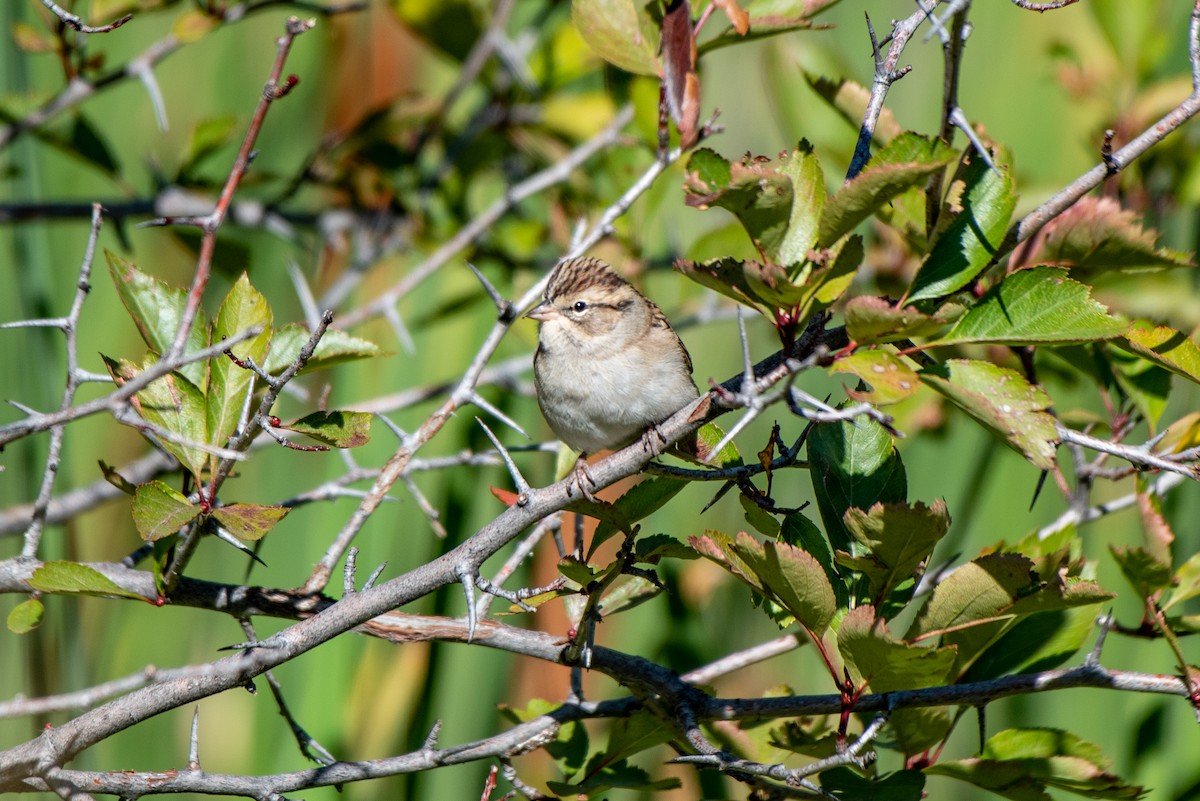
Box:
526, 257, 699, 497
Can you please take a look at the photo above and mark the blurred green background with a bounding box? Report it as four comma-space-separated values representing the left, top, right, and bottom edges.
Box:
2, 1, 1199, 798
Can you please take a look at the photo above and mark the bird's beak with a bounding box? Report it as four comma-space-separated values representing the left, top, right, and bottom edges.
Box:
524, 301, 557, 322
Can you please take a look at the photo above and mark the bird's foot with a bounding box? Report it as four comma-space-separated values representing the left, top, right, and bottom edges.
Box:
640, 421, 669, 458
567, 454, 599, 502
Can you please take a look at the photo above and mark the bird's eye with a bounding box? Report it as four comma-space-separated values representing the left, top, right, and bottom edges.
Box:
572, 301, 588, 313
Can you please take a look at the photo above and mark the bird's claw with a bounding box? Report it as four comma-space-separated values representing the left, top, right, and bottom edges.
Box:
568, 454, 599, 502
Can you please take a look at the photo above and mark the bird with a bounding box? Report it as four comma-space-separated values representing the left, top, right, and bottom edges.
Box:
526, 256, 699, 498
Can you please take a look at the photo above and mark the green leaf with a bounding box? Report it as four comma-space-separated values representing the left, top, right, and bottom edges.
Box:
730, 532, 838, 634
932, 267, 1127, 347
546, 760, 680, 796
1109, 545, 1172, 598
106, 251, 209, 388
683, 148, 797, 263
279, 410, 373, 448
780, 512, 845, 601
690, 530, 768, 595
675, 256, 807, 314
829, 350, 921, 405
102, 354, 210, 478
7, 598, 44, 634
842, 501, 950, 604
909, 553, 1036, 640
132, 480, 201, 542
919, 359, 1058, 470
837, 605, 956, 752
180, 115, 238, 179
211, 503, 290, 542
961, 605, 1103, 682
499, 698, 589, 780
926, 728, 1144, 801
604, 709, 674, 765
558, 556, 601, 587
70, 113, 121, 177
839, 604, 956, 690
1117, 321, 1200, 384
1164, 550, 1200, 611
844, 296, 961, 345
28, 561, 148, 600
777, 140, 825, 265
1027, 195, 1192, 275
808, 416, 907, 554
908, 151, 1017, 303
820, 767, 926, 801
264, 323, 383, 375
207, 273, 272, 460
589, 476, 687, 558
571, 0, 660, 76
693, 420, 743, 466
818, 133, 957, 248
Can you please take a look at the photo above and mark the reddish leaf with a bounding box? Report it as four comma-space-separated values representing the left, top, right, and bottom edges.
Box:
661, 0, 700, 148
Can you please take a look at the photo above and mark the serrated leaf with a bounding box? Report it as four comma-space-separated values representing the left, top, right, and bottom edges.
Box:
1027, 195, 1192, 274
829, 350, 921, 405
818, 133, 957, 248
730, 532, 837, 634
908, 152, 1017, 303
7, 598, 44, 634
1117, 321, 1200, 384
589, 476, 687, 558
843, 501, 950, 604
838, 604, 955, 691
919, 359, 1058, 470
634, 533, 698, 563
103, 354, 210, 478
132, 480, 200, 542
927, 728, 1143, 801
571, 0, 660, 75
279, 410, 372, 448
264, 323, 383, 375
808, 416, 907, 555
28, 561, 147, 600
675, 256, 806, 314
1110, 545, 1172, 598
689, 530, 767, 594
777, 140, 825, 265
107, 251, 209, 388
683, 149, 796, 262
208, 273, 272, 459
908, 553, 1037, 641
211, 503, 289, 542
844, 296, 961, 345
933, 267, 1127, 347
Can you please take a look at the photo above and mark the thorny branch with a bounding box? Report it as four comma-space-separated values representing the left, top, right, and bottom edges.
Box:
4, 2, 1200, 799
